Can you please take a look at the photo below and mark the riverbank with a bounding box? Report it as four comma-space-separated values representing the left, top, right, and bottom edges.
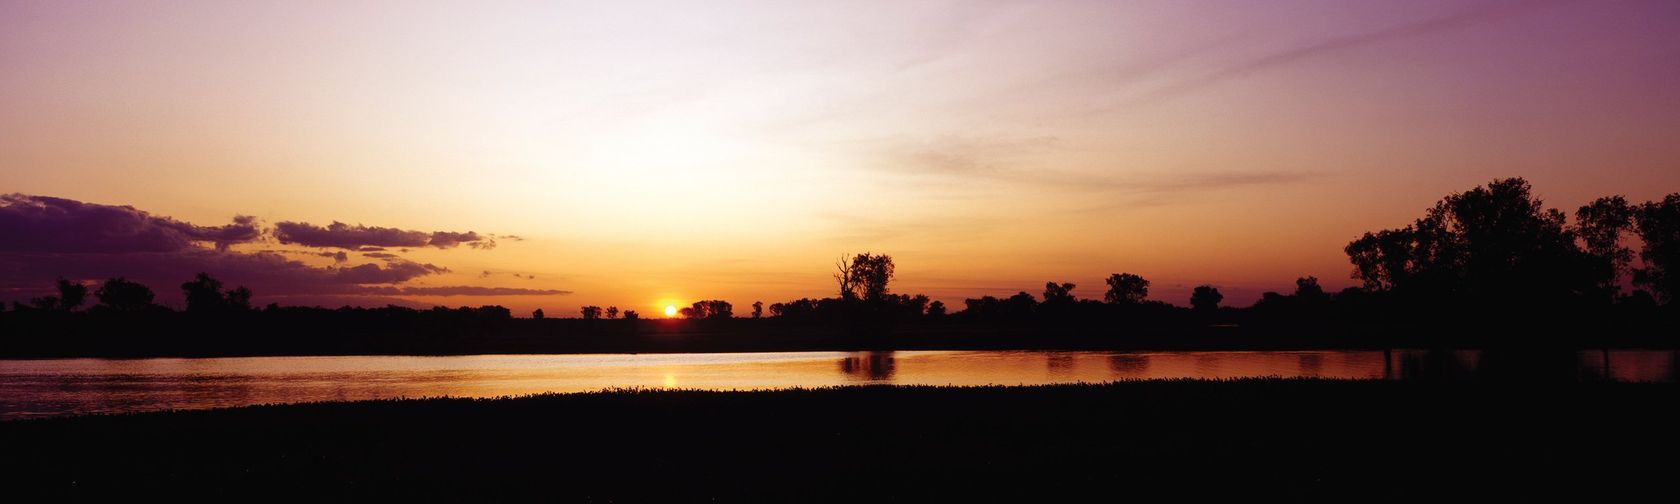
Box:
4, 379, 1677, 502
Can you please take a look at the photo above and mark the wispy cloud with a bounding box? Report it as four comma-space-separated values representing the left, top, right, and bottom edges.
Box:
876, 135, 1312, 197
274, 221, 495, 250
358, 286, 571, 297
1106, 0, 1570, 108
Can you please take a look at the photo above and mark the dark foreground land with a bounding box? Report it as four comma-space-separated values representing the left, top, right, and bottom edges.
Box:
4, 380, 1679, 502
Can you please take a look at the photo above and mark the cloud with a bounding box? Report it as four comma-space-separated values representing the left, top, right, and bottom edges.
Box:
431, 231, 493, 250
0, 194, 547, 307
273, 221, 492, 250
820, 212, 1001, 245
332, 261, 448, 284
357, 286, 572, 297
890, 135, 1060, 177
0, 249, 447, 296
1110, 0, 1569, 108
879, 135, 1310, 195
0, 194, 261, 253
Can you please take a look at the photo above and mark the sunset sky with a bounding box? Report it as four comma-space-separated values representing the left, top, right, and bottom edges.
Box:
4, 0, 1679, 315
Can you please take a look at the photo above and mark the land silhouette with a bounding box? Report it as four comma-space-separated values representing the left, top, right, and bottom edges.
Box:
2, 177, 1675, 358
5, 380, 1679, 502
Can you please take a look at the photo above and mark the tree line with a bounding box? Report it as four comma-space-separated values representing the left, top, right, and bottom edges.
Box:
618, 178, 1676, 326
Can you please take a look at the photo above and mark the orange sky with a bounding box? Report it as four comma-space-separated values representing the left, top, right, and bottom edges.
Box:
3, 0, 1679, 315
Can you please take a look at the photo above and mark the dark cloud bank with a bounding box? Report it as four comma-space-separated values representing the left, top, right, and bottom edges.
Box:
273, 221, 496, 250
0, 194, 564, 306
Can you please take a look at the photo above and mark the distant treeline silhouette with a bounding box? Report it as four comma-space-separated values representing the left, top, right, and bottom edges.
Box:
1, 177, 1675, 357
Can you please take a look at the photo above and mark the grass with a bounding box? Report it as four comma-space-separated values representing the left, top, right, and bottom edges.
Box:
3, 379, 1678, 502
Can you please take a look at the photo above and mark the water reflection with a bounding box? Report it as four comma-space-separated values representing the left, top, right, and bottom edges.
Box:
1046, 354, 1075, 375
1392, 350, 1480, 383
1, 349, 1675, 419
1297, 353, 1323, 377
1577, 349, 1679, 383
839, 352, 896, 381
1108, 355, 1150, 376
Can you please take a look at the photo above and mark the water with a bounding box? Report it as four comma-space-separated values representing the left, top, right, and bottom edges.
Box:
2, 349, 1674, 419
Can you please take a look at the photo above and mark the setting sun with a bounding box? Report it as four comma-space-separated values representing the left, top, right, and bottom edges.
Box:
664, 305, 678, 317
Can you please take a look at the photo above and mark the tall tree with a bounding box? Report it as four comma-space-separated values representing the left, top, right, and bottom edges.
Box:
181, 273, 228, 312
926, 300, 947, 317
226, 286, 253, 311
1345, 178, 1595, 306
56, 278, 88, 311
95, 277, 155, 312
1104, 273, 1150, 304
836, 253, 894, 301
681, 300, 733, 319
1043, 282, 1076, 304
1576, 196, 1636, 299
1294, 276, 1327, 301
1190, 285, 1223, 311
1633, 194, 1680, 304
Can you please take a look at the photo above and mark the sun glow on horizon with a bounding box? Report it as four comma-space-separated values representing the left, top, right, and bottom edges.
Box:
3, 1, 1679, 313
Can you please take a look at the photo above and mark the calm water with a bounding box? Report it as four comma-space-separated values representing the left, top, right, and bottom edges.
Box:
2, 349, 1674, 419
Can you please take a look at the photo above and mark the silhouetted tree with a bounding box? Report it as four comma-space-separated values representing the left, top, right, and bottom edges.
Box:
623, 310, 639, 320
226, 286, 253, 311
26, 295, 59, 311
181, 273, 228, 312
606, 306, 619, 319
927, 300, 946, 317
751, 301, 763, 319
836, 253, 894, 301
682, 300, 734, 319
1252, 276, 1333, 320
1104, 273, 1150, 304
1576, 196, 1636, 299
1634, 193, 1680, 304
532, 308, 545, 320
56, 278, 88, 311
962, 292, 1038, 320
1043, 282, 1076, 304
22, 279, 82, 311
1345, 178, 1596, 309
1039, 281, 1078, 319
1294, 276, 1328, 302
581, 306, 602, 320
1191, 285, 1223, 311
767, 298, 827, 319
95, 277, 155, 312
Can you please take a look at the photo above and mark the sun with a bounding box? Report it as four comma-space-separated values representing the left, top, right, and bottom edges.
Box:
664, 305, 678, 317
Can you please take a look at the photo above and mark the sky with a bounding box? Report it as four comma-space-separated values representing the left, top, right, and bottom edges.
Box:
3, 0, 1679, 315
